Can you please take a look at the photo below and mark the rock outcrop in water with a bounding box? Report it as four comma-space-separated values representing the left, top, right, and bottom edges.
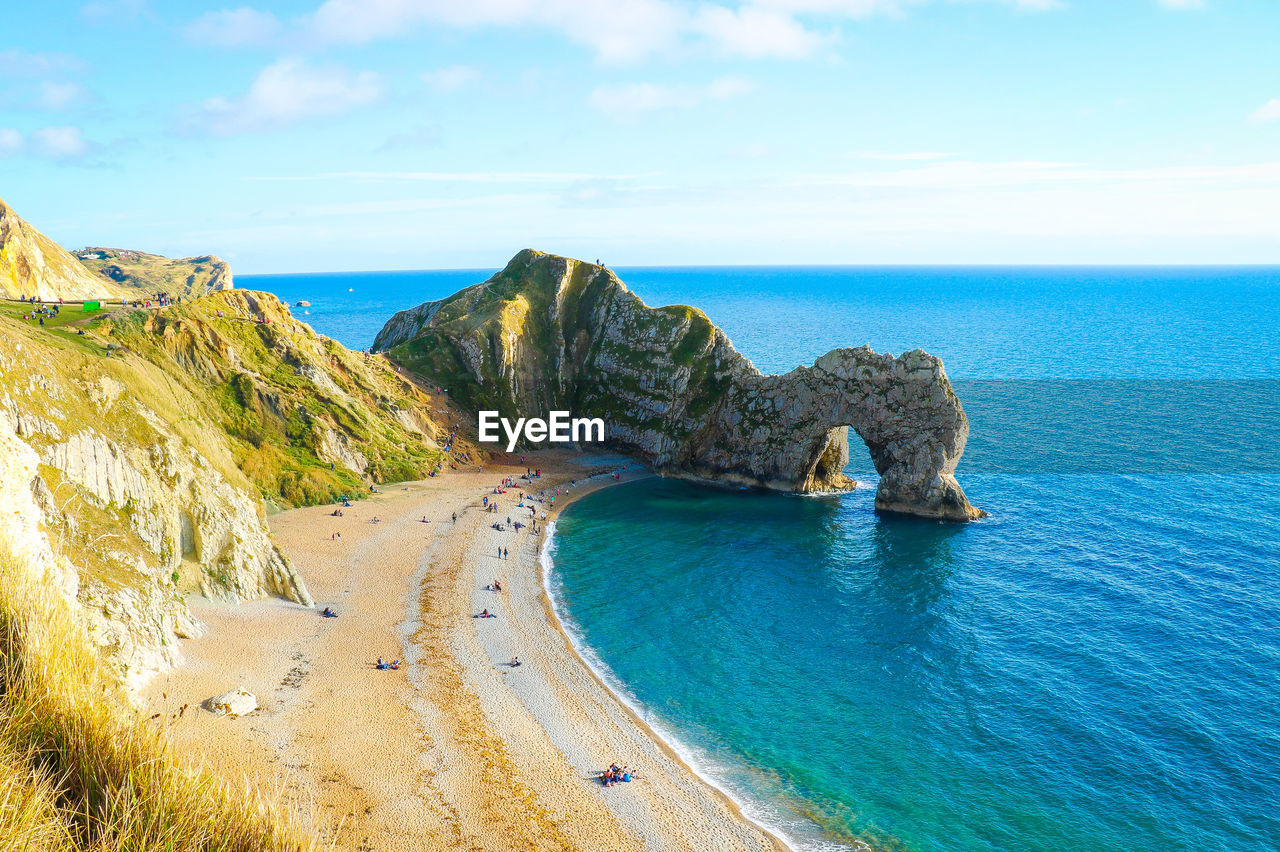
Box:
375, 250, 983, 520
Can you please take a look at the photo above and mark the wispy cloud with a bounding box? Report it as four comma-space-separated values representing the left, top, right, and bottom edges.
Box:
194, 58, 383, 135
1248, 99, 1280, 124
36, 81, 87, 110
186, 6, 282, 47
421, 65, 481, 92
791, 159, 1280, 190
181, 0, 1061, 64
856, 150, 956, 161
0, 128, 23, 156
0, 50, 83, 76
0, 126, 97, 161
79, 0, 147, 20
588, 76, 755, 120
245, 171, 646, 183
1155, 0, 1205, 8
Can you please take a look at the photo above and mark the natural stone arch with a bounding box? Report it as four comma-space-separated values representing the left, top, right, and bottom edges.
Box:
376, 250, 984, 521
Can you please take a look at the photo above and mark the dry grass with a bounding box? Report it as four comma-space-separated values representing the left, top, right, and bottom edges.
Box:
0, 556, 319, 852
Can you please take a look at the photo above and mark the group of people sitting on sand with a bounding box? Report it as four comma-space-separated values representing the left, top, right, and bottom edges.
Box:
601, 764, 635, 787
375, 658, 401, 670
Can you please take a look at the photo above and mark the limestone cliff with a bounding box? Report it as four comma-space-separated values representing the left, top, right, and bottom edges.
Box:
376, 249, 983, 521
75, 247, 234, 297
1, 285, 452, 688
0, 197, 130, 300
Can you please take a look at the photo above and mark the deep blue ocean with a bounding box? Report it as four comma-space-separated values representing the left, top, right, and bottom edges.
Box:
245, 266, 1280, 852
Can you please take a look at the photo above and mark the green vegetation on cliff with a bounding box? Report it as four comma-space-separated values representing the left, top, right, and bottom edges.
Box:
75, 248, 233, 299
0, 288, 460, 685
374, 249, 982, 520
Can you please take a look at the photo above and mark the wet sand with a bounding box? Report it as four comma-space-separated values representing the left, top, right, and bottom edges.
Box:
143, 454, 785, 851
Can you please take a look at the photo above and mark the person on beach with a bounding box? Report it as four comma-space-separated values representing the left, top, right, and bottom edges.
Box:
452, 512, 457, 522
510, 656, 521, 667
493, 579, 502, 592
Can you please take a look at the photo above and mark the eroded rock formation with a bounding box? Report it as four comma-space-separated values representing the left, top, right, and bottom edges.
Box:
375, 249, 984, 520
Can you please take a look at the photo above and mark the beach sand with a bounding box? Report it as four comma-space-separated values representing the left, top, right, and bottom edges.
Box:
142, 454, 786, 851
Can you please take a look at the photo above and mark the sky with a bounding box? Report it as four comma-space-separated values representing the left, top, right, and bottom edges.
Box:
1, 0, 1278, 272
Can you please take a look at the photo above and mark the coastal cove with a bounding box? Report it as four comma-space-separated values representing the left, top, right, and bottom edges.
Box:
143, 455, 787, 851
252, 264, 1280, 852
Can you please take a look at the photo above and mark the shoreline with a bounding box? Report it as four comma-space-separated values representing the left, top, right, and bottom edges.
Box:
534, 478, 795, 852
142, 453, 789, 850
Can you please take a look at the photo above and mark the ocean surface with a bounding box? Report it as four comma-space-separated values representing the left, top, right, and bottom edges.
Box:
244, 266, 1280, 852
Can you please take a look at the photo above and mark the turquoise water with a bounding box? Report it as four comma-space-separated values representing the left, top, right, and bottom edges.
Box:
247, 266, 1280, 852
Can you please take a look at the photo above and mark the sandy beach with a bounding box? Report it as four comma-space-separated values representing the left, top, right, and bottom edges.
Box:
142, 453, 786, 851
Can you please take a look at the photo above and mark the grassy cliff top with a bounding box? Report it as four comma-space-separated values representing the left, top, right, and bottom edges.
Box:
75, 247, 233, 298
3, 289, 458, 509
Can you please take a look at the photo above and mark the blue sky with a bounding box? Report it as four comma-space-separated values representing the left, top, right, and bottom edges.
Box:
1, 0, 1278, 272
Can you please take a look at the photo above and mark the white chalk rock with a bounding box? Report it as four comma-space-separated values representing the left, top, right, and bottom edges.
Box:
206, 688, 258, 718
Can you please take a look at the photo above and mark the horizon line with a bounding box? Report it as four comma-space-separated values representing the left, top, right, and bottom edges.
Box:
238, 261, 1280, 277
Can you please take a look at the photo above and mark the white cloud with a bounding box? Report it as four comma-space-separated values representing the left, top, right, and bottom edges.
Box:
186, 7, 282, 46
589, 75, 754, 119
0, 50, 83, 76
197, 58, 384, 134
1248, 99, 1280, 124
246, 170, 639, 182
1155, 0, 1204, 8
308, 0, 688, 62
856, 150, 955, 161
0, 128, 23, 156
17, 126, 95, 160
791, 159, 1280, 191
37, 81, 87, 110
421, 65, 481, 92
80, 0, 147, 20
0, 126, 96, 160
191, 0, 1057, 63
691, 5, 830, 58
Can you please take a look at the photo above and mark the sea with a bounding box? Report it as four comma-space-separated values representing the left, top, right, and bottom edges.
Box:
244, 265, 1280, 852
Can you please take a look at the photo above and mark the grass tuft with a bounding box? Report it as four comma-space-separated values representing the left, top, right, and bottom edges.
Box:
0, 555, 318, 852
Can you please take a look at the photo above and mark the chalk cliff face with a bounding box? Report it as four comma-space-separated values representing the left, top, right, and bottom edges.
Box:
1, 283, 451, 689
375, 250, 983, 521
0, 198, 129, 300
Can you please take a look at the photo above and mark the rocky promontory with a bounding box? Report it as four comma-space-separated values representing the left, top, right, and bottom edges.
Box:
375, 249, 983, 520
75, 246, 234, 297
